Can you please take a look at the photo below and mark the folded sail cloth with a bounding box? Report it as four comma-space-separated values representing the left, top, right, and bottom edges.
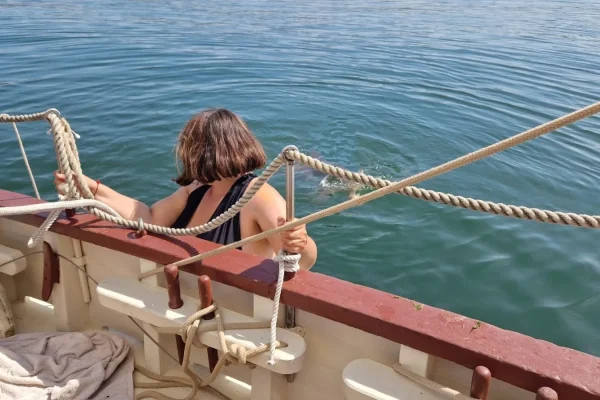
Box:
0, 330, 134, 399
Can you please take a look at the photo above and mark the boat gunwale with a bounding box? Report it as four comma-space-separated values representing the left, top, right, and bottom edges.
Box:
0, 189, 598, 400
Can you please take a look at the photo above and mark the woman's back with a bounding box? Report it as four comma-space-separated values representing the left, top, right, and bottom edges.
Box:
171, 174, 257, 246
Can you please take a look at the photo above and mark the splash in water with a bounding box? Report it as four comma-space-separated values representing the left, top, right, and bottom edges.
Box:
318, 172, 364, 200
294, 149, 366, 201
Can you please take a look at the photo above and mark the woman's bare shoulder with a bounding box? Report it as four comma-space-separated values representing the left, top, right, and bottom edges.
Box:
247, 179, 285, 210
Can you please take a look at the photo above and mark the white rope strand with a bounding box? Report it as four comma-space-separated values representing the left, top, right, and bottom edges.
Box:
268, 251, 300, 365
0, 198, 121, 248
0, 199, 121, 219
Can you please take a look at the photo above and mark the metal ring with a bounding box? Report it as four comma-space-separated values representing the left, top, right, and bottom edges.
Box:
45, 108, 61, 117
282, 145, 299, 163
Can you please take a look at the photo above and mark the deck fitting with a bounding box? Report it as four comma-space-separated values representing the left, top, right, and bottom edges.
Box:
164, 264, 183, 309
470, 365, 491, 399
199, 275, 219, 372
536, 387, 559, 400
42, 241, 60, 301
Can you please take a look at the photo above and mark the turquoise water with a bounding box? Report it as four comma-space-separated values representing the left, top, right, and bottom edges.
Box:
2, 1, 600, 356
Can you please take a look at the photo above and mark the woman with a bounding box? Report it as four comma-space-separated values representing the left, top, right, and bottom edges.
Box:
54, 108, 317, 270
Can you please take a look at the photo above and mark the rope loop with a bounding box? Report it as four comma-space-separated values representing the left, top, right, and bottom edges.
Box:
136, 217, 147, 237
282, 144, 299, 163
273, 251, 301, 273
227, 343, 247, 364
179, 303, 218, 344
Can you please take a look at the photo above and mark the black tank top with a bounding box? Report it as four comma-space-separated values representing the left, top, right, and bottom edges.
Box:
171, 174, 257, 246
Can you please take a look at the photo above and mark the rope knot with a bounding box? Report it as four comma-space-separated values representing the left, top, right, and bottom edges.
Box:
227, 343, 247, 364
273, 251, 301, 273
179, 303, 218, 345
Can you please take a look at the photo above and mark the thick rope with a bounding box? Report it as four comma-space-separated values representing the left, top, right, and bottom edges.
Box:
134, 303, 282, 400
135, 100, 600, 278
12, 122, 40, 199
138, 102, 600, 373
392, 364, 474, 399
288, 150, 600, 228
0, 108, 60, 123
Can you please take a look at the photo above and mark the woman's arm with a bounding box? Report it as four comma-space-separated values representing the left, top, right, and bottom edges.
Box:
53, 171, 189, 227
251, 184, 317, 270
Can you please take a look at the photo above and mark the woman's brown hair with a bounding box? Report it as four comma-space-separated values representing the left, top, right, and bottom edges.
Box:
174, 108, 267, 185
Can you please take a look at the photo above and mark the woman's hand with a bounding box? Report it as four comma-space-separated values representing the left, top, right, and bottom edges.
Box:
53, 170, 97, 197
278, 217, 309, 254
53, 170, 69, 196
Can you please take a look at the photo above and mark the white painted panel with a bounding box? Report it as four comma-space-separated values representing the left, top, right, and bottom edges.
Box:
0, 244, 26, 275
433, 357, 535, 400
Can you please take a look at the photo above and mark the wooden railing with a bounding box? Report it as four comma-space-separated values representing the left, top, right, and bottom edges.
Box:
0, 189, 597, 400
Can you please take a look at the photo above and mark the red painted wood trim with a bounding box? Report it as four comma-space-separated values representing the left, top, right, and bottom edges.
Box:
1, 189, 599, 399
